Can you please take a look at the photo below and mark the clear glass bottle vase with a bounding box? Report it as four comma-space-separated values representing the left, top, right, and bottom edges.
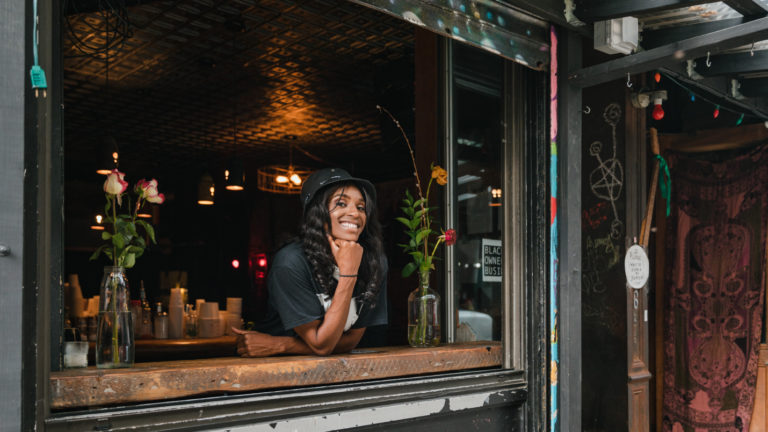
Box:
407, 270, 441, 347
96, 266, 134, 368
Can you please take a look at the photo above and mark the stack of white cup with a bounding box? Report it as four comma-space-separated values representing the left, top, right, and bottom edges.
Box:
225, 297, 242, 335
198, 302, 219, 338
168, 288, 185, 339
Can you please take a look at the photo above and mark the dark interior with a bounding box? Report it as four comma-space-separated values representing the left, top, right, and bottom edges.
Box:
62, 0, 423, 345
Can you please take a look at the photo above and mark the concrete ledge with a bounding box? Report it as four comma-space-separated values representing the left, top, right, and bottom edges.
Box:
50, 342, 501, 409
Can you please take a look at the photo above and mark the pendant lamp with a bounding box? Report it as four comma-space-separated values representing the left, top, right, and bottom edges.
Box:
257, 144, 312, 194
197, 173, 215, 205
225, 159, 245, 191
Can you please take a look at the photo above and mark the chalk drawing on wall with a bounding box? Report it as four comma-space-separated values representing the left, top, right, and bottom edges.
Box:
588, 103, 624, 240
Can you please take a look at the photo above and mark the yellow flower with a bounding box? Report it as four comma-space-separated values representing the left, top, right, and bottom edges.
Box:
431, 165, 447, 185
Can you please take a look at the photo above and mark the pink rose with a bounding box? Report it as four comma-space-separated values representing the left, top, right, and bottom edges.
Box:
443, 229, 457, 246
104, 169, 128, 204
136, 179, 165, 204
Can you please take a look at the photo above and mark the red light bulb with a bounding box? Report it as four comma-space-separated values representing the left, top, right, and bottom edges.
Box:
713, 105, 720, 118
654, 72, 661, 83
652, 98, 665, 120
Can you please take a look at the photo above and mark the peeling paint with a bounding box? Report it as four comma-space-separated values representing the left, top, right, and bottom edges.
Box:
103, 387, 115, 394
231, 383, 241, 388
220, 391, 503, 431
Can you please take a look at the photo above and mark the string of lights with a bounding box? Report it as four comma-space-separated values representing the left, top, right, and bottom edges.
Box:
657, 69, 768, 124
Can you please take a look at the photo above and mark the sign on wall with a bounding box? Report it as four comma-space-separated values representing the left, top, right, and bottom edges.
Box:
482, 238, 502, 282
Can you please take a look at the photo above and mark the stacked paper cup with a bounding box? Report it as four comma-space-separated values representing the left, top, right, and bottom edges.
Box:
168, 288, 185, 339
198, 302, 219, 338
226, 297, 242, 335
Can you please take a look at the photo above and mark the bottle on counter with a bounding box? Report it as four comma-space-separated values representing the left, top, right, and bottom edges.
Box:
129, 300, 142, 337
138, 282, 153, 339
154, 302, 168, 339
168, 287, 184, 339
184, 304, 197, 338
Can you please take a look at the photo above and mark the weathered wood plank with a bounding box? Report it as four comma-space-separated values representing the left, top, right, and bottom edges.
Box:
50, 343, 502, 409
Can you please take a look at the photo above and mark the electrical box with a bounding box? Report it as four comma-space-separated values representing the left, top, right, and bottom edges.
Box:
594, 17, 638, 55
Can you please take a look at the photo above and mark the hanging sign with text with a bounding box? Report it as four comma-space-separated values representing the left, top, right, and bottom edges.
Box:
624, 244, 650, 289
482, 239, 502, 282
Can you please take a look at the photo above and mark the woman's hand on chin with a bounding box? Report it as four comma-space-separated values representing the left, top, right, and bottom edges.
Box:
233, 328, 284, 357
326, 234, 363, 276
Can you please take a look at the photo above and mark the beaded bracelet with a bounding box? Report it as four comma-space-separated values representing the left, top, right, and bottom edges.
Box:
339, 274, 358, 278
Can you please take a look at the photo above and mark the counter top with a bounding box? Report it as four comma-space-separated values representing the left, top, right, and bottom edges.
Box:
50, 342, 502, 409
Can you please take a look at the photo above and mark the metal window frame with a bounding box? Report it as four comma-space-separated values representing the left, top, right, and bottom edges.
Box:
23, 7, 549, 430
442, 39, 527, 369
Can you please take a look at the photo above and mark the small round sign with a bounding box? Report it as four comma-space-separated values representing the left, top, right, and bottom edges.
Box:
624, 244, 650, 289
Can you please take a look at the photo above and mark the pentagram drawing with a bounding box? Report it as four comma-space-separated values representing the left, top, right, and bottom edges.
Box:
589, 103, 624, 240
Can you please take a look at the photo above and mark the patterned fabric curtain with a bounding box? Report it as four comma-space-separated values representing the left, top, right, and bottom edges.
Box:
663, 144, 768, 432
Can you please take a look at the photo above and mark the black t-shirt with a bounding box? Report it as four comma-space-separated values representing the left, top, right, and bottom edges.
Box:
255, 242, 388, 337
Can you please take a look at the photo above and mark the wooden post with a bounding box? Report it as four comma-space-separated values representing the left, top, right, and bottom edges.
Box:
628, 128, 660, 432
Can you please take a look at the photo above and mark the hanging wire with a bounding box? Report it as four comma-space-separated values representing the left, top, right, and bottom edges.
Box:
64, 0, 132, 58
660, 71, 763, 120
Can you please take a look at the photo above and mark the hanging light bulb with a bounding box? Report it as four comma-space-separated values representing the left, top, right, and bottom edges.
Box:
713, 105, 720, 119
652, 98, 665, 120
690, 93, 695, 102
91, 214, 105, 231
651, 90, 667, 121
96, 137, 120, 175
275, 175, 289, 183
197, 173, 215, 205
224, 159, 245, 191
289, 173, 302, 185
736, 113, 744, 125
654, 72, 661, 83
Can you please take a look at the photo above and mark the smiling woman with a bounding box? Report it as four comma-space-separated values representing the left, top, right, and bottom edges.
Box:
235, 168, 388, 357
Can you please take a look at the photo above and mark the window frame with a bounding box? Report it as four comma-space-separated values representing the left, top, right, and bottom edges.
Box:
26, 3, 550, 429
442, 39, 527, 369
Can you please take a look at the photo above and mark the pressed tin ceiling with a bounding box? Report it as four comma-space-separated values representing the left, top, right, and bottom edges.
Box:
63, 0, 416, 179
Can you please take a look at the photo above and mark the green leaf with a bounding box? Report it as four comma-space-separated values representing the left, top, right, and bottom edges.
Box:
124, 253, 136, 268
126, 221, 139, 238
409, 218, 421, 230
400, 206, 414, 217
101, 231, 112, 240
395, 217, 412, 228
135, 236, 146, 248
409, 251, 424, 262
112, 233, 125, 250
401, 262, 417, 278
104, 249, 113, 260
136, 220, 156, 243
415, 228, 431, 245
89, 245, 106, 261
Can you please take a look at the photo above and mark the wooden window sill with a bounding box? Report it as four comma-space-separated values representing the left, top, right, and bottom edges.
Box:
50, 342, 502, 410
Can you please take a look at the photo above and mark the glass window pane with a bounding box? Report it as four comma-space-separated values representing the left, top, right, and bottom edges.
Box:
451, 43, 504, 342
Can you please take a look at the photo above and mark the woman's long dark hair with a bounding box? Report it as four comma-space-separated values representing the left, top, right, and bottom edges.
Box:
300, 181, 386, 307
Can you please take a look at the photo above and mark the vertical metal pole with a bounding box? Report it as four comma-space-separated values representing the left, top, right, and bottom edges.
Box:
548, 25, 560, 432
557, 27, 583, 432
504, 62, 525, 369
443, 38, 456, 343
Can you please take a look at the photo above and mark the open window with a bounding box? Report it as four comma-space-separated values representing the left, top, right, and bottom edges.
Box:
51, 0, 541, 413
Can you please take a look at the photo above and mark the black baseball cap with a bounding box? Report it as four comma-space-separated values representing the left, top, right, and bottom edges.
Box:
300, 168, 376, 211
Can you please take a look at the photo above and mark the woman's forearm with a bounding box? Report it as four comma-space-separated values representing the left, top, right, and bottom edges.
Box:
294, 277, 356, 354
